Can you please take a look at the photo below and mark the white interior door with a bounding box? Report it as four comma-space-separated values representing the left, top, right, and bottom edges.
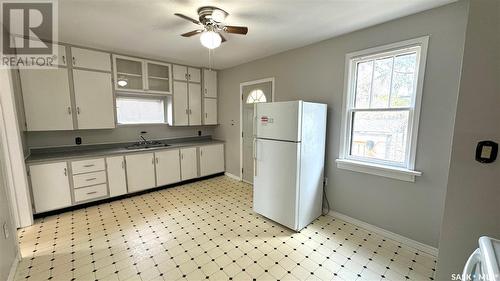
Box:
155, 150, 181, 186
173, 81, 188, 125
241, 81, 273, 183
253, 139, 299, 230
73, 69, 115, 129
188, 83, 202, 125
20, 69, 73, 131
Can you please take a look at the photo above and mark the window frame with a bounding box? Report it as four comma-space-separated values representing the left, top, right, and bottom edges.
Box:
115, 93, 170, 126
337, 36, 429, 181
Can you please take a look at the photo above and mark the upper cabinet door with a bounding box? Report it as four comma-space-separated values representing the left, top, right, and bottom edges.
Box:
188, 83, 202, 126
113, 55, 145, 91
203, 69, 217, 98
203, 98, 217, 125
71, 47, 111, 72
188, 67, 201, 83
146, 61, 172, 94
173, 65, 188, 81
20, 69, 74, 131
73, 69, 115, 129
173, 81, 189, 126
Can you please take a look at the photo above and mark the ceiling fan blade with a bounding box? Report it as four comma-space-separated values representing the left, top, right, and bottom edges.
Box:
220, 33, 227, 42
224, 26, 248, 35
174, 13, 200, 24
181, 30, 203, 37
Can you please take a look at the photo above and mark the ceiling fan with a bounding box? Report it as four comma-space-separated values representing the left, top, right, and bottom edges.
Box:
174, 6, 248, 49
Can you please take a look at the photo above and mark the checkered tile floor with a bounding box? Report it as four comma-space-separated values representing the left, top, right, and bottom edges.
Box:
15, 176, 437, 281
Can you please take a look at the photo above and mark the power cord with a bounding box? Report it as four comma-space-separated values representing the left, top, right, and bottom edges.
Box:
322, 178, 330, 215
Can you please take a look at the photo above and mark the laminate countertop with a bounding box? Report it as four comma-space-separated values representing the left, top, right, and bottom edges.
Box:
25, 137, 224, 164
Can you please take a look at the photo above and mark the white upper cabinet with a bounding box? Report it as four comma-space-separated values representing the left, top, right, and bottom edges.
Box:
155, 150, 181, 186
173, 81, 189, 126
188, 67, 201, 83
30, 162, 72, 213
71, 47, 111, 72
72, 69, 115, 129
188, 83, 202, 126
199, 144, 225, 177
20, 69, 74, 131
113, 55, 171, 94
203, 69, 217, 98
126, 153, 156, 193
180, 147, 198, 181
203, 98, 217, 125
173, 65, 188, 81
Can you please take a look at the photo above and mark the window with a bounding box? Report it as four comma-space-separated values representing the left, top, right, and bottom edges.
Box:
116, 96, 166, 124
337, 37, 428, 181
246, 89, 267, 104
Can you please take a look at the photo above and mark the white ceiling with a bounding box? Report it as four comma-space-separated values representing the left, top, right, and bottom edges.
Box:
58, 0, 455, 69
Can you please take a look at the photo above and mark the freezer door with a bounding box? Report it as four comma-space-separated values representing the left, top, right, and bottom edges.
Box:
253, 138, 300, 230
256, 101, 302, 142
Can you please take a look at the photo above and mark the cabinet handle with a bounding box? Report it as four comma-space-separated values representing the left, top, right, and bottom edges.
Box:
64, 168, 67, 176
205, 89, 207, 94
181, 153, 183, 160
189, 109, 192, 114
205, 113, 208, 118
83, 164, 94, 167
200, 150, 203, 157
72, 56, 76, 66
76, 107, 80, 115
185, 73, 188, 80
155, 157, 159, 164
67, 107, 72, 115
85, 177, 97, 181
185, 109, 189, 115
121, 161, 125, 169
62, 55, 66, 65
86, 191, 97, 195
188, 73, 191, 80
152, 158, 155, 165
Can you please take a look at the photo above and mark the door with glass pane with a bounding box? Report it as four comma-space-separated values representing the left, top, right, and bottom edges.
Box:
146, 61, 172, 94
241, 80, 273, 184
113, 55, 144, 92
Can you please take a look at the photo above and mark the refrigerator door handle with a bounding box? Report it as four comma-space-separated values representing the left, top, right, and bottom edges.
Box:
253, 139, 257, 177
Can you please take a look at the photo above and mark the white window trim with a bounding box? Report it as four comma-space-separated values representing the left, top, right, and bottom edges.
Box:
337, 36, 429, 182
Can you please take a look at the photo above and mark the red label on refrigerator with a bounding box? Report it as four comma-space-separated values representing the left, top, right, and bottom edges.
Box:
261, 116, 269, 123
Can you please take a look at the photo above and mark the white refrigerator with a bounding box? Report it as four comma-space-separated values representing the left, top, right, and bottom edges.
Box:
253, 100, 327, 231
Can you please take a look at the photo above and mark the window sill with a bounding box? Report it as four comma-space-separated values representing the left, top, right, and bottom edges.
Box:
335, 159, 422, 182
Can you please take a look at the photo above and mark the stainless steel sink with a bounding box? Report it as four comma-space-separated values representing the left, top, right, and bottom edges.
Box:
125, 142, 170, 150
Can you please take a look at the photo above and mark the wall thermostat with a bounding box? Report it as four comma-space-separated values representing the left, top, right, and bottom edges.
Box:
475, 140, 498, 163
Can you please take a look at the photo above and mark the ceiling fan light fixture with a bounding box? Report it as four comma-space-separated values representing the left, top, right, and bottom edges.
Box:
200, 31, 222, 49
211, 9, 227, 23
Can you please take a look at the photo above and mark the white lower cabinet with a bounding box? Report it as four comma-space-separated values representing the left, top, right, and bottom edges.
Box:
106, 156, 127, 197
199, 144, 225, 177
126, 153, 156, 193
180, 147, 198, 181
29, 162, 72, 213
155, 150, 181, 186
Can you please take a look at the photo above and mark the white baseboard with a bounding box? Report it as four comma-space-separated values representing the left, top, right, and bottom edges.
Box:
328, 210, 438, 256
224, 172, 241, 181
7, 253, 20, 281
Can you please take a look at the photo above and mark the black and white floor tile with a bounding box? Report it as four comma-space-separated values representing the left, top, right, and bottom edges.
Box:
15, 176, 437, 281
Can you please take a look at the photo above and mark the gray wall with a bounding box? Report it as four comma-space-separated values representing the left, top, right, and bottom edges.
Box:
215, 1, 468, 247
436, 0, 500, 279
0, 137, 19, 281
27, 125, 216, 148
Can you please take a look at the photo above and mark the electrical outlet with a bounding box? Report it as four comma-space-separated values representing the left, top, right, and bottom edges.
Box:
3, 222, 9, 239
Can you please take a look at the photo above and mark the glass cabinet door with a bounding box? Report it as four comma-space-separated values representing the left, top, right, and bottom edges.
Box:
147, 62, 171, 94
114, 56, 144, 91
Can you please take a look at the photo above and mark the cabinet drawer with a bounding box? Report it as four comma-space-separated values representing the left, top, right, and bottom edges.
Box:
74, 184, 107, 203
73, 171, 107, 188
71, 158, 105, 174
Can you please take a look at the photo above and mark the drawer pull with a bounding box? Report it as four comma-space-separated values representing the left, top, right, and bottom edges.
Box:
85, 177, 97, 181
86, 191, 97, 195
83, 164, 95, 167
